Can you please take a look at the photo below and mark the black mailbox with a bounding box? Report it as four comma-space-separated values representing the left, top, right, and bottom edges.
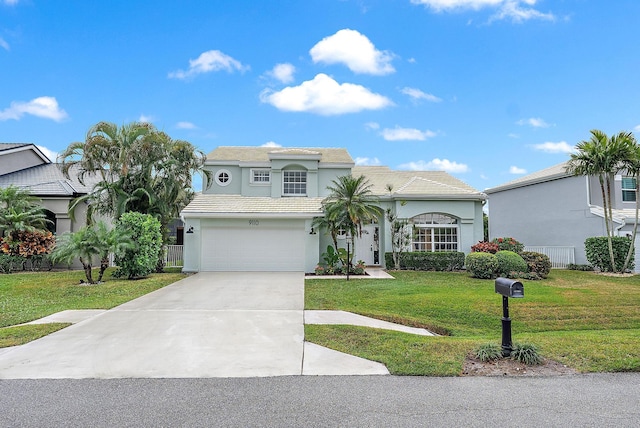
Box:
495, 277, 524, 298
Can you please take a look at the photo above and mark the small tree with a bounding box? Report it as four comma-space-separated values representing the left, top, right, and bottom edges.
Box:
113, 212, 162, 279
386, 208, 411, 269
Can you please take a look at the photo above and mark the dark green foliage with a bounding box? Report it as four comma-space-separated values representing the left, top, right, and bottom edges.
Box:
585, 236, 634, 272
114, 213, 162, 279
474, 343, 502, 362
465, 252, 498, 279
520, 251, 552, 278
566, 263, 594, 271
511, 343, 543, 365
491, 237, 525, 253
495, 250, 528, 277
384, 252, 465, 271
0, 254, 23, 274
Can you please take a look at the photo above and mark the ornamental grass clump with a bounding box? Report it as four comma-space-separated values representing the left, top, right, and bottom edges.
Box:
511, 343, 543, 365
474, 343, 502, 362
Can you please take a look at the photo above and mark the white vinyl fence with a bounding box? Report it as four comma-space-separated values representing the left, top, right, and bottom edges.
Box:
525, 246, 575, 268
164, 245, 184, 267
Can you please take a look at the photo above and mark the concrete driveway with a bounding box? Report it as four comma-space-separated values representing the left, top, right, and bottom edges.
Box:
0, 272, 387, 379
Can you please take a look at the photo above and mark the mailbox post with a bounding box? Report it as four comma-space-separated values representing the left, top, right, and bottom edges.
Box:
494, 277, 524, 357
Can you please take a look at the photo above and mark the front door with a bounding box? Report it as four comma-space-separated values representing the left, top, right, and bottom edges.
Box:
354, 224, 380, 265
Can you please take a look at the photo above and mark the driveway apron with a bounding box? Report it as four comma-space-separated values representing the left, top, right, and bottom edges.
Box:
0, 272, 304, 379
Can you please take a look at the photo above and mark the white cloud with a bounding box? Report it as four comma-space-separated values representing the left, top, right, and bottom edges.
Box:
260, 73, 393, 115
381, 126, 437, 141
176, 121, 197, 129
2, 0, 20, 5
509, 165, 527, 174
365, 122, 380, 130
531, 141, 575, 154
401, 87, 442, 103
36, 145, 58, 162
411, 0, 555, 23
0, 96, 68, 122
139, 114, 154, 123
508, 133, 520, 138
168, 50, 249, 80
634, 125, 640, 132
399, 158, 469, 173
309, 29, 395, 75
355, 157, 382, 166
0, 37, 9, 51
262, 141, 282, 148
266, 63, 295, 84
517, 117, 551, 128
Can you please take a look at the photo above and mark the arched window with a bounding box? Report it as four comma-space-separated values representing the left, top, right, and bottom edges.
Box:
410, 213, 458, 252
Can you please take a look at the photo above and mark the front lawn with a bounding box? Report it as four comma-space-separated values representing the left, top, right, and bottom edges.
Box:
305, 270, 640, 375
0, 268, 186, 346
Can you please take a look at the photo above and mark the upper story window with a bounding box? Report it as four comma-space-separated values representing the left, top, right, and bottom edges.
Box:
283, 170, 307, 196
251, 169, 271, 184
622, 177, 636, 202
215, 169, 232, 186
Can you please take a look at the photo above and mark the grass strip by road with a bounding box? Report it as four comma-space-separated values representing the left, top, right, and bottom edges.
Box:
305, 270, 640, 375
0, 268, 186, 347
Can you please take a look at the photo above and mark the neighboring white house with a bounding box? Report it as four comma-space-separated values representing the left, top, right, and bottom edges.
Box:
0, 143, 95, 235
180, 146, 487, 273
485, 161, 640, 271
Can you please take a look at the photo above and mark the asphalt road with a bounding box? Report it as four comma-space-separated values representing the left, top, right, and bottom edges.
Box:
1, 373, 639, 427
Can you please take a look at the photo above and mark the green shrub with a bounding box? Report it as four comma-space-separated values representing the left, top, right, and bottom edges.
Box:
0, 254, 23, 274
465, 252, 498, 279
520, 251, 552, 278
491, 237, 525, 254
113, 212, 162, 279
474, 343, 502, 362
384, 252, 465, 271
585, 236, 634, 272
495, 250, 528, 277
511, 343, 543, 365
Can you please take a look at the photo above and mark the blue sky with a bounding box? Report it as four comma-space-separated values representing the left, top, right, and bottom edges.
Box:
2, 0, 640, 192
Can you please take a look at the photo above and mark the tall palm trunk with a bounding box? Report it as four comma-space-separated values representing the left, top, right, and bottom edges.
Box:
599, 175, 616, 271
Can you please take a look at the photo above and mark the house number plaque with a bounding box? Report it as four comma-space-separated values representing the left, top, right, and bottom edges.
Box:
248, 219, 260, 226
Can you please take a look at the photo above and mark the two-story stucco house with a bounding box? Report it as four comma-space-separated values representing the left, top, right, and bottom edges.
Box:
180, 146, 487, 273
485, 161, 640, 271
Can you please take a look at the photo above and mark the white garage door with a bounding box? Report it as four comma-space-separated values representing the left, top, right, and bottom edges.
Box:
200, 220, 305, 271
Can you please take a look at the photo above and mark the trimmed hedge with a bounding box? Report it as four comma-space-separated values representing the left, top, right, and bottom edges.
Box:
384, 252, 465, 271
465, 252, 498, 279
520, 251, 552, 278
585, 236, 634, 272
495, 250, 528, 277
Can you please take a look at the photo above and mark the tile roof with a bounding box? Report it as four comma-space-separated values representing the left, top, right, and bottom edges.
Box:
0, 164, 98, 196
484, 162, 570, 194
181, 194, 324, 218
352, 166, 486, 199
207, 146, 354, 164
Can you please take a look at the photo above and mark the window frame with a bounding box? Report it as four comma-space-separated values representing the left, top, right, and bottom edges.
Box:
215, 169, 232, 187
622, 177, 637, 202
282, 170, 307, 196
410, 213, 459, 253
250, 169, 271, 185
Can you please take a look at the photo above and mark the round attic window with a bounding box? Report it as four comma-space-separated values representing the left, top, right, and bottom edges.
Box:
215, 169, 232, 186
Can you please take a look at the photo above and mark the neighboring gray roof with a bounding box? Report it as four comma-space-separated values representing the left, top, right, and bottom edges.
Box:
0, 143, 31, 152
182, 194, 324, 218
0, 164, 98, 196
207, 146, 354, 164
352, 166, 486, 200
485, 162, 571, 194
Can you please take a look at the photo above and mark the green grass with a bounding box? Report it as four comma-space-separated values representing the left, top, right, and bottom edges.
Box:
305, 270, 640, 375
0, 268, 186, 346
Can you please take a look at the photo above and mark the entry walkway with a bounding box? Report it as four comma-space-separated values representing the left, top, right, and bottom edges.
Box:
0, 272, 392, 379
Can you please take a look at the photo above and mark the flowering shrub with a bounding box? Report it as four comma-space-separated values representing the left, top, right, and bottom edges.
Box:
491, 237, 524, 254
0, 230, 55, 257
471, 241, 499, 254
314, 265, 326, 275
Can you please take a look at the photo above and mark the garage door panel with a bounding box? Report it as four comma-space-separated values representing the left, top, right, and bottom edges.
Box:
201, 222, 305, 271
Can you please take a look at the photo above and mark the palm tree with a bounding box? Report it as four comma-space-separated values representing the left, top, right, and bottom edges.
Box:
621, 135, 640, 272
566, 130, 635, 271
321, 175, 383, 266
0, 186, 49, 238
51, 221, 134, 283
